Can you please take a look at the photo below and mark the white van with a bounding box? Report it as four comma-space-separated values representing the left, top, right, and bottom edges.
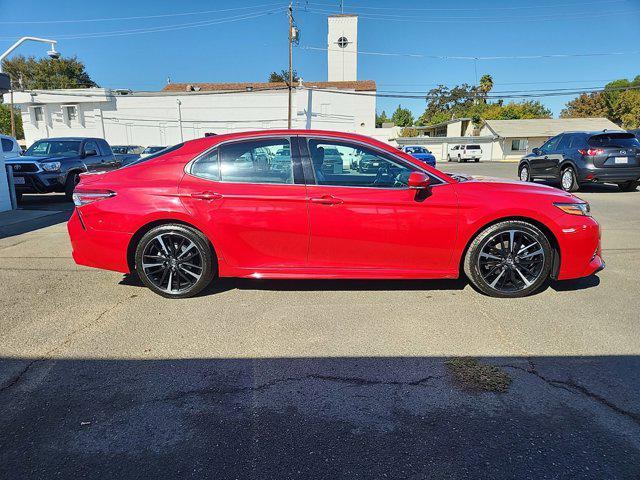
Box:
447, 144, 483, 163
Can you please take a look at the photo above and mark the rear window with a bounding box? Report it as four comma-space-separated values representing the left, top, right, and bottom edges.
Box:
588, 133, 640, 148
466, 145, 481, 150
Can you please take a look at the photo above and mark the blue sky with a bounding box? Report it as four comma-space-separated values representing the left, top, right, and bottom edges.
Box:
1, 0, 639, 118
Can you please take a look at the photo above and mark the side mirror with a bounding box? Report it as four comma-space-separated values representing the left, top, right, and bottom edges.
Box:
83, 149, 97, 158
532, 147, 541, 155
408, 171, 431, 190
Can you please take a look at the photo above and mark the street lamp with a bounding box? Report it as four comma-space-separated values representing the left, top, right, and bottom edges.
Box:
0, 36, 60, 73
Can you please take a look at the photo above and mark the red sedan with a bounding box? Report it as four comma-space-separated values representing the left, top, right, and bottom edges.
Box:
68, 130, 604, 298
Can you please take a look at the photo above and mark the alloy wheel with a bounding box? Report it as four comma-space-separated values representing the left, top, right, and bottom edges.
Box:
141, 232, 204, 295
561, 169, 574, 191
477, 229, 545, 293
519, 166, 529, 182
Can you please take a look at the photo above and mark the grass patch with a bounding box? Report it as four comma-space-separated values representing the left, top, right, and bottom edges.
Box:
446, 357, 512, 393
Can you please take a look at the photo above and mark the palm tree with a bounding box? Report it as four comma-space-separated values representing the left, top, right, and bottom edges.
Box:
478, 74, 494, 103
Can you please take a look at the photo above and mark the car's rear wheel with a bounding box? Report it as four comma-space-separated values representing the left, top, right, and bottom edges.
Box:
464, 220, 553, 298
519, 164, 531, 182
64, 172, 81, 201
134, 224, 215, 299
617, 180, 638, 192
560, 166, 579, 192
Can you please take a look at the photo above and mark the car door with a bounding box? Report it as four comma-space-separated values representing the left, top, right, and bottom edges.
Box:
531, 135, 562, 178
178, 135, 309, 270
300, 136, 458, 273
81, 140, 106, 172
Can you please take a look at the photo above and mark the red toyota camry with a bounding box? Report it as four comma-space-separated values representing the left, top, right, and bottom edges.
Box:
68, 130, 604, 299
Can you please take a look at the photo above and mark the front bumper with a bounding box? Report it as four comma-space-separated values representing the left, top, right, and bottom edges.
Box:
12, 172, 66, 193
555, 215, 604, 280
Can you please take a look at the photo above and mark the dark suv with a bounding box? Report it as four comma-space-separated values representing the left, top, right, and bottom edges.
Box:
6, 137, 118, 201
518, 131, 640, 192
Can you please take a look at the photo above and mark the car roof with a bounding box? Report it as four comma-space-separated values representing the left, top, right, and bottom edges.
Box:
42, 137, 99, 141
558, 130, 629, 135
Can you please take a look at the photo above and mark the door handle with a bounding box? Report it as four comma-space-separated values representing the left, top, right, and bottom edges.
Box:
190, 191, 223, 201
310, 195, 343, 205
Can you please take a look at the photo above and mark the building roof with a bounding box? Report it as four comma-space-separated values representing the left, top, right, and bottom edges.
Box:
482, 117, 621, 138
162, 80, 376, 93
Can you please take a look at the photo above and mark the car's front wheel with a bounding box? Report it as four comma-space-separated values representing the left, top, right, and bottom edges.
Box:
617, 180, 638, 192
134, 224, 215, 298
560, 166, 579, 192
64, 172, 81, 201
464, 220, 553, 298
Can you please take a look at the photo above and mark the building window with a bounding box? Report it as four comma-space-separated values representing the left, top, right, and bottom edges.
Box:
63, 105, 79, 126
33, 106, 44, 123
511, 139, 527, 151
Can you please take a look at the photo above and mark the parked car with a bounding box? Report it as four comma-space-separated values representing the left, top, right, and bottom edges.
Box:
68, 130, 603, 299
358, 153, 388, 173
1, 134, 21, 161
518, 131, 640, 192
400, 145, 436, 167
5, 137, 117, 202
447, 144, 482, 162
271, 146, 291, 173
140, 146, 166, 159
320, 147, 344, 174
112, 145, 143, 166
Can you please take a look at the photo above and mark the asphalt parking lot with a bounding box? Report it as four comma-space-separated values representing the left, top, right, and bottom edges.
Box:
1, 162, 639, 479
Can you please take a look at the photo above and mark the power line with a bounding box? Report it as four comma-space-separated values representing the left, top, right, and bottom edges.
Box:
0, 3, 287, 24
305, 0, 628, 12
303, 7, 637, 23
0, 9, 285, 41
300, 45, 640, 61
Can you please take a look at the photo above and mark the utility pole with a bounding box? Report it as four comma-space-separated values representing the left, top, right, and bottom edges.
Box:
287, 3, 293, 129
9, 83, 15, 138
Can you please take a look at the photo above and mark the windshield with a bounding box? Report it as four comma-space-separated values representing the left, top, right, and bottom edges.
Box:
406, 147, 427, 154
588, 133, 640, 148
143, 146, 165, 154
25, 140, 81, 157
124, 143, 183, 167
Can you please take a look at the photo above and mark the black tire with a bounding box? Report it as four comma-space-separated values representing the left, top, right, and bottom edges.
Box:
447, 155, 452, 162
474, 158, 480, 163
617, 180, 638, 192
464, 220, 553, 298
458, 155, 462, 163
518, 164, 531, 182
64, 171, 81, 201
560, 166, 579, 192
134, 223, 215, 299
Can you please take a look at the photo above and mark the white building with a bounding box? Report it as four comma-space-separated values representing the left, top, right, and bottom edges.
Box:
3, 14, 379, 148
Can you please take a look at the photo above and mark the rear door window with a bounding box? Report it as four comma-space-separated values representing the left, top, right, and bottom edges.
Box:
557, 134, 572, 150
218, 138, 294, 184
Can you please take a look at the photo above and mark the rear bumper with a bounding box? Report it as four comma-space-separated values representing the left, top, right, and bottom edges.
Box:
577, 166, 640, 183
67, 209, 132, 274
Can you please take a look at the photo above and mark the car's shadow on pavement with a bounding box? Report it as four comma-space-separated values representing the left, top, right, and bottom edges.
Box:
120, 273, 601, 296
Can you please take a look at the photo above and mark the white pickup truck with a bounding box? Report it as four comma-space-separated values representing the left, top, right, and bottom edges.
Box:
447, 144, 483, 162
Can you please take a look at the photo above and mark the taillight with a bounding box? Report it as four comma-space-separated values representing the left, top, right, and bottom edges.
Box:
578, 148, 605, 156
72, 189, 116, 207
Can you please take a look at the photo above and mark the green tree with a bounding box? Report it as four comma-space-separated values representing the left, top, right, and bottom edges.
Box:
478, 74, 494, 103
391, 105, 414, 127
0, 104, 24, 139
375, 110, 389, 128
560, 92, 609, 119
398, 127, 419, 137
268, 69, 300, 84
1, 55, 97, 89
614, 89, 640, 129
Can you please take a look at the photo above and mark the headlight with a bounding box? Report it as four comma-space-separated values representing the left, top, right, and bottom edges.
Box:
554, 202, 591, 216
41, 162, 61, 172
